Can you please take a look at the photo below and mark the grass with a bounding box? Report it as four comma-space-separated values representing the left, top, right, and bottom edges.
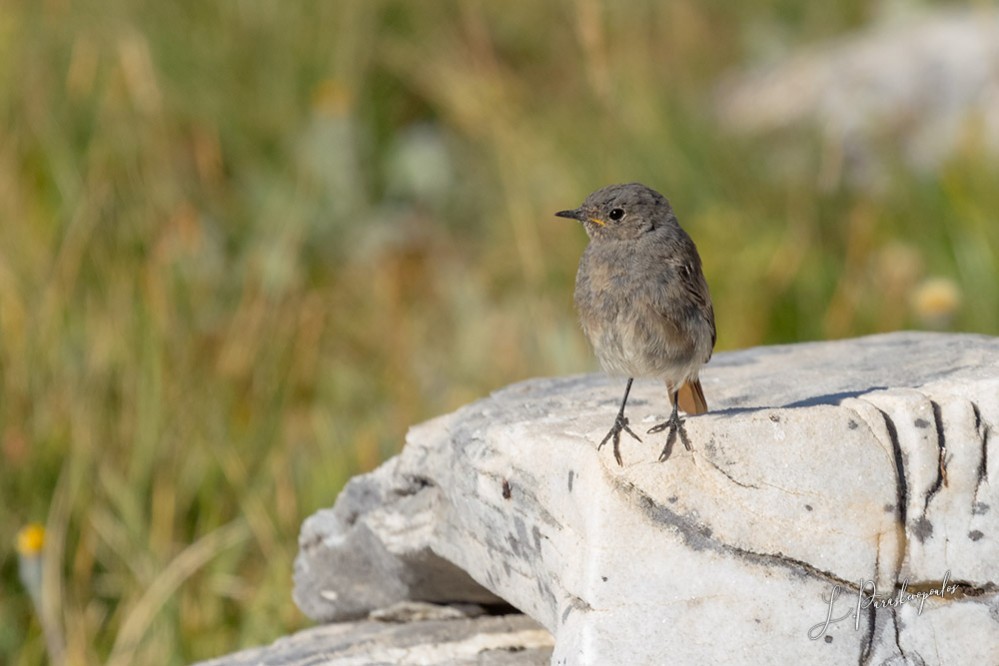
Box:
1, 1, 997, 664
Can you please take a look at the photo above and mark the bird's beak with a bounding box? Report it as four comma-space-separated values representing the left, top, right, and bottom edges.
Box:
556, 207, 606, 227
554, 208, 585, 221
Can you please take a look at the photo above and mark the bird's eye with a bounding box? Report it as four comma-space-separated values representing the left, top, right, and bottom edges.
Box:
608, 208, 624, 221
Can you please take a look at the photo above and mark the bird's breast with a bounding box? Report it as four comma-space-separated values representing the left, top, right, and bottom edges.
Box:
574, 241, 709, 380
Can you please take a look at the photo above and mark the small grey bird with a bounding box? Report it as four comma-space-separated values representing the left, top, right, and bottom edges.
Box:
556, 183, 715, 464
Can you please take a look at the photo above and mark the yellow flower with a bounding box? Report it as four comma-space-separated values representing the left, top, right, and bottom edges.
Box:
16, 523, 45, 557
911, 277, 962, 328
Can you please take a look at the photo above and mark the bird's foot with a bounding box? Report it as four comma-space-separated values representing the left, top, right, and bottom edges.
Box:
597, 413, 642, 466
648, 413, 692, 461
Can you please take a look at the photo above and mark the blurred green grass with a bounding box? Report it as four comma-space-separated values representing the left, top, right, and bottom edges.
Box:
1, 1, 997, 664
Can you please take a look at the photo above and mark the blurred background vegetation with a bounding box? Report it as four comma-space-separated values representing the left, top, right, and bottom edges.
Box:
1, 0, 996, 664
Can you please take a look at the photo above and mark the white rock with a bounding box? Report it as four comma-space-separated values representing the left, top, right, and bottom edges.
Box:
294, 332, 999, 665
192, 613, 553, 666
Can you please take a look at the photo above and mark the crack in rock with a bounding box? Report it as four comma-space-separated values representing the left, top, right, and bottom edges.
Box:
972, 402, 991, 508
706, 458, 760, 490
921, 400, 948, 513
623, 479, 855, 590
873, 406, 909, 558
857, 593, 877, 665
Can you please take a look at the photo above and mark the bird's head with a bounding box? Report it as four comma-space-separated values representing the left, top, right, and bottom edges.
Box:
555, 182, 676, 241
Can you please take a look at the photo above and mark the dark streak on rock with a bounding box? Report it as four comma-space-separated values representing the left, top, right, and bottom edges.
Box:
567, 470, 574, 492
623, 480, 853, 589
707, 459, 760, 489
539, 583, 558, 622
876, 408, 908, 529
858, 593, 876, 665
891, 608, 907, 665
506, 534, 522, 558
928, 580, 999, 597
922, 401, 947, 513
972, 402, 990, 503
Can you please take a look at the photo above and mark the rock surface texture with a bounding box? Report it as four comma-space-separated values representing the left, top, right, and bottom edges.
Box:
204, 332, 998, 665
194, 609, 553, 666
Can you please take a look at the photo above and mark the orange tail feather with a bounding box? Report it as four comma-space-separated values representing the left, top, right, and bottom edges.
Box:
673, 379, 708, 415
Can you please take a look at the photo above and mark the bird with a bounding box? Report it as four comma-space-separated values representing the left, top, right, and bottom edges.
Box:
556, 182, 715, 464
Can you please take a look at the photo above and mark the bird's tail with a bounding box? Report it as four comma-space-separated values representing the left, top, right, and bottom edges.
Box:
673, 379, 708, 415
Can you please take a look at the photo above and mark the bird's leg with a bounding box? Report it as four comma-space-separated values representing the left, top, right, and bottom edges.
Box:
597, 377, 642, 466
648, 387, 692, 461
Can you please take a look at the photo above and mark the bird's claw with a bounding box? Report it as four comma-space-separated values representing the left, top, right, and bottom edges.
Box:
649, 413, 692, 462
598, 413, 642, 466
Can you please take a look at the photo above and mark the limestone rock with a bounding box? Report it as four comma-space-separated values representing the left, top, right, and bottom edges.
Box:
294, 332, 999, 665
193, 613, 553, 666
